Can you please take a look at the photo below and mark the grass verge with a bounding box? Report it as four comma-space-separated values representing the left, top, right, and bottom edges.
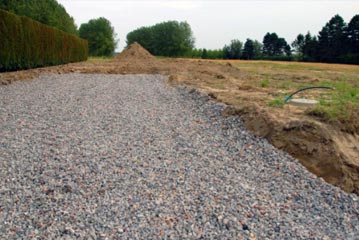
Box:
224, 60, 359, 133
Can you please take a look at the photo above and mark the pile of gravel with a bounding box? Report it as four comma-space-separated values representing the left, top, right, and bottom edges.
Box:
0, 74, 358, 239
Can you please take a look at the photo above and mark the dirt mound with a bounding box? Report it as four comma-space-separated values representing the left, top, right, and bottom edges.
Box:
221, 103, 359, 194
115, 42, 155, 61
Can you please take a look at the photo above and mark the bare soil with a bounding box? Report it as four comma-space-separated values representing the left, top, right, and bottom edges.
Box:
1, 42, 358, 194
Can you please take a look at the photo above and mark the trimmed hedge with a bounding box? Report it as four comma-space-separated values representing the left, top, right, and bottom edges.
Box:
0, 9, 88, 72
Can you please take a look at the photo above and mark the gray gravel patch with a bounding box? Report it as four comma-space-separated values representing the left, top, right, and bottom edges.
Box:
0, 73, 358, 239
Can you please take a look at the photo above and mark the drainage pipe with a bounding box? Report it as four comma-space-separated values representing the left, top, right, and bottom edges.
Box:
284, 86, 334, 103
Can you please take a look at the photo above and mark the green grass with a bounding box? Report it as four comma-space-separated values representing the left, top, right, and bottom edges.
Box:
209, 59, 359, 132
268, 97, 285, 107
260, 79, 270, 88
311, 81, 359, 122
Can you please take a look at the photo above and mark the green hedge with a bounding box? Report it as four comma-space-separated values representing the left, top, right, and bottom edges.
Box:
0, 9, 88, 72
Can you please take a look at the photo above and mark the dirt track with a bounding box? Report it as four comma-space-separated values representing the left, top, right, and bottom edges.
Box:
1, 42, 359, 194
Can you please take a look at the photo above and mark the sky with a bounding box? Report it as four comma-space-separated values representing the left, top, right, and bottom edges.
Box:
57, 0, 359, 51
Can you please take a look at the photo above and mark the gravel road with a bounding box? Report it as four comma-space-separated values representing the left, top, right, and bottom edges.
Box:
0, 74, 358, 239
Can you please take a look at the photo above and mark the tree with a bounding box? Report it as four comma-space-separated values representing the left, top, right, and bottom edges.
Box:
0, 0, 78, 35
241, 39, 263, 60
207, 49, 224, 59
302, 32, 319, 62
186, 48, 223, 59
201, 49, 208, 59
292, 34, 305, 59
263, 32, 277, 56
127, 26, 154, 53
79, 17, 117, 56
318, 14, 347, 63
223, 39, 243, 59
242, 39, 255, 60
284, 44, 292, 57
346, 14, 359, 63
253, 40, 263, 59
262, 32, 291, 57
126, 21, 195, 57
186, 48, 202, 58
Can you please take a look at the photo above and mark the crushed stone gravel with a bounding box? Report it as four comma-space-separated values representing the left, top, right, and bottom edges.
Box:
0, 74, 358, 239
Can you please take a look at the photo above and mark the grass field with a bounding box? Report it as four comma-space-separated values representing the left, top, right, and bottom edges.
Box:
210, 60, 359, 133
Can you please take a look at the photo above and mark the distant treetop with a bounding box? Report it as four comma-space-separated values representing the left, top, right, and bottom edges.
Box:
79, 17, 117, 56
126, 21, 195, 57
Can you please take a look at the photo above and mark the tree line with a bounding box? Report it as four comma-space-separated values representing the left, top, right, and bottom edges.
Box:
292, 14, 359, 64
1, 1, 358, 64
127, 14, 359, 65
189, 14, 359, 64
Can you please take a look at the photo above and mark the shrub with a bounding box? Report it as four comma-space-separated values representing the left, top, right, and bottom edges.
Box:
0, 9, 88, 72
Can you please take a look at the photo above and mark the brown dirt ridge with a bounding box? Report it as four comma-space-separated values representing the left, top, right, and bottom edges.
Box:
1, 43, 359, 195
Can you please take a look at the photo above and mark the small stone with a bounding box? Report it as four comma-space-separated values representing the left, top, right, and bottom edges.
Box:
62, 185, 73, 193
250, 233, 256, 239
44, 189, 54, 196
242, 223, 249, 231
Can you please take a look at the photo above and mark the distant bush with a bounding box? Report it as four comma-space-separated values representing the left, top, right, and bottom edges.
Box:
0, 9, 88, 72
183, 48, 224, 59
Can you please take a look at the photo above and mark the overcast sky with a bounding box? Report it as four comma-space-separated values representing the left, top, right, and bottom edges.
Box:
57, 0, 359, 51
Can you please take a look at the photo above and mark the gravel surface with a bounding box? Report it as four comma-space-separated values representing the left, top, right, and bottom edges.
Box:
0, 74, 358, 239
